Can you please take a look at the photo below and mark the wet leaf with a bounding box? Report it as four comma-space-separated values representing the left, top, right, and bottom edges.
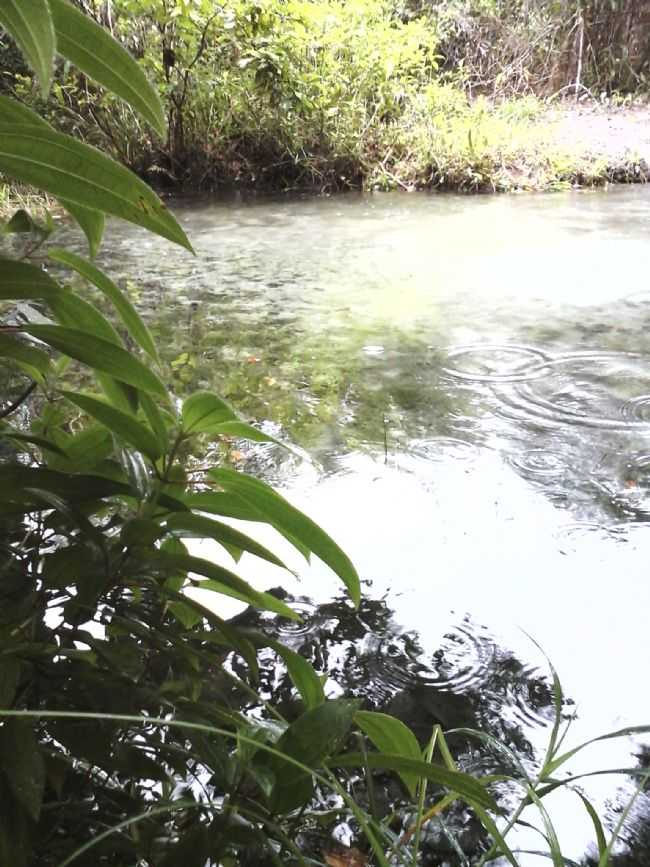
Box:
355, 711, 421, 795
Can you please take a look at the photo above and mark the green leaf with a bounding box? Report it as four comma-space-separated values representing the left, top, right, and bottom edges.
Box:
0, 464, 132, 510
63, 424, 113, 470
0, 0, 55, 94
49, 249, 159, 363
49, 0, 165, 136
48, 290, 122, 345
0, 96, 105, 255
576, 791, 607, 861
182, 391, 237, 433
61, 203, 104, 258
0, 256, 60, 300
262, 635, 325, 710
4, 208, 37, 234
329, 753, 497, 811
0, 125, 193, 251
183, 491, 310, 559
355, 711, 422, 795
267, 699, 358, 813
210, 468, 361, 606
165, 512, 288, 570
0, 657, 21, 709
23, 325, 168, 398
0, 429, 66, 457
0, 333, 51, 373
61, 391, 162, 460
0, 719, 45, 821
149, 550, 300, 620
210, 420, 284, 445
139, 393, 168, 452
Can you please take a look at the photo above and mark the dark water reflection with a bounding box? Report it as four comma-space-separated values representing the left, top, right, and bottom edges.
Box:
55, 186, 650, 862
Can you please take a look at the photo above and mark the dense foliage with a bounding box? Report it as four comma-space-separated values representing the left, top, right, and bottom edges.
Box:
1, 3, 649, 866
4, 0, 647, 193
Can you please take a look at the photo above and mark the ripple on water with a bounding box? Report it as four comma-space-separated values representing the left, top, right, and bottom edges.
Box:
497, 352, 650, 431
503, 665, 555, 730
273, 601, 320, 638
442, 344, 552, 383
621, 395, 650, 423
554, 521, 625, 554
508, 448, 569, 479
410, 436, 479, 463
365, 621, 494, 701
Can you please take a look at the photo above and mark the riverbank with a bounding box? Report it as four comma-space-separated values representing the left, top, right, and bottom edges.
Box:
1, 99, 649, 218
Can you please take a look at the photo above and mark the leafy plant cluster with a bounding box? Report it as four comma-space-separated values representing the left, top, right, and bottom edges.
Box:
0, 3, 649, 866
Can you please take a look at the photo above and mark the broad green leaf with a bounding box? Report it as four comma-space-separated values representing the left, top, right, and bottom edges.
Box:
261, 635, 325, 710
63, 424, 113, 470
0, 719, 45, 821
49, 290, 122, 345
0, 0, 55, 94
181, 391, 237, 433
50, 0, 165, 136
0, 125, 193, 251
329, 753, 497, 811
61, 391, 162, 461
49, 249, 159, 363
355, 711, 421, 795
210, 468, 361, 606
23, 325, 168, 398
0, 333, 51, 373
266, 699, 358, 812
0, 96, 105, 255
165, 512, 287, 569
0, 256, 60, 300
150, 550, 300, 620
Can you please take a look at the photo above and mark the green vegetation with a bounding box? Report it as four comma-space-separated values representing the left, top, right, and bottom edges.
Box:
1, 3, 649, 865
1, 0, 649, 196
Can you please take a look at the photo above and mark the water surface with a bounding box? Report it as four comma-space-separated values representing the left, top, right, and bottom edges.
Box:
75, 187, 650, 861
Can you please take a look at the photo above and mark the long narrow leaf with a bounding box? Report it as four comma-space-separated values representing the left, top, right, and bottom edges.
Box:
329, 753, 497, 810
50, 0, 165, 136
164, 512, 288, 570
0, 125, 192, 250
0, 256, 60, 300
210, 468, 360, 605
23, 325, 167, 397
0, 96, 105, 254
150, 550, 300, 620
49, 248, 159, 362
0, 0, 55, 94
61, 391, 162, 460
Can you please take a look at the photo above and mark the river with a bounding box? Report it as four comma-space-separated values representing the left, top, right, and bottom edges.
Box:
77, 186, 650, 863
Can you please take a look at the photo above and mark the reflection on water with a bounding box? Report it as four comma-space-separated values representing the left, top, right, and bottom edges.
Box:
58, 185, 650, 862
